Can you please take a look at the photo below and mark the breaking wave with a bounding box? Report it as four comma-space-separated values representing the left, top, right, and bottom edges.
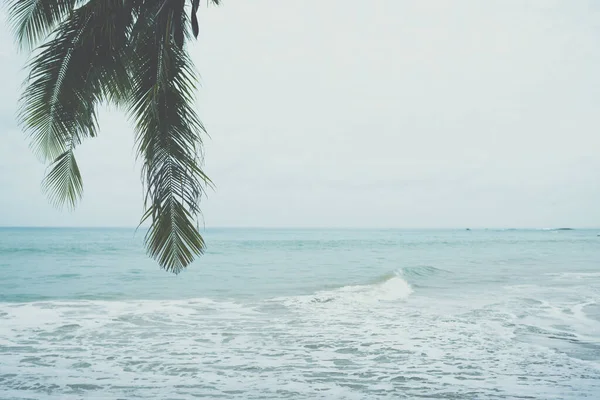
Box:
276, 272, 413, 309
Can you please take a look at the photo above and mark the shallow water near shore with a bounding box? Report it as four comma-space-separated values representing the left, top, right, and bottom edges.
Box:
1, 228, 599, 399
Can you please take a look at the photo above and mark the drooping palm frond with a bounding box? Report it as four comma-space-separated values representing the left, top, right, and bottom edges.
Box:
20, 4, 97, 209
42, 149, 83, 209
129, 0, 213, 273
8, 0, 81, 50
9, 0, 219, 272
20, 0, 134, 209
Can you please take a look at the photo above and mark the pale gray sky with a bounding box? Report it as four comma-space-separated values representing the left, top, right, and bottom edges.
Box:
1, 0, 600, 228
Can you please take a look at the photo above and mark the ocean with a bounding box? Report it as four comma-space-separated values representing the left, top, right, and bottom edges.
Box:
0, 228, 599, 399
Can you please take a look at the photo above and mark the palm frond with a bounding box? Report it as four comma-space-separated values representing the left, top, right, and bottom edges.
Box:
20, 0, 134, 208
79, 0, 135, 105
7, 0, 83, 50
21, 8, 97, 163
130, 0, 212, 273
42, 148, 83, 210
11, 0, 219, 272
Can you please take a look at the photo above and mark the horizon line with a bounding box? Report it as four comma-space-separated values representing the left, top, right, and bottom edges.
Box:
0, 226, 598, 230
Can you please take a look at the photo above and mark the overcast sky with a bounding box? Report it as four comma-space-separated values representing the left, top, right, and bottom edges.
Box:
1, 0, 600, 228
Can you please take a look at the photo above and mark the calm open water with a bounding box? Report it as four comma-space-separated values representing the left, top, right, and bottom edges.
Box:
0, 228, 599, 399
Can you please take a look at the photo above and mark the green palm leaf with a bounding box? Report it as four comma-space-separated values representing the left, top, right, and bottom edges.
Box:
8, 0, 81, 50
42, 149, 83, 210
9, 0, 219, 273
19, 3, 97, 211
20, 0, 134, 209
130, 0, 213, 273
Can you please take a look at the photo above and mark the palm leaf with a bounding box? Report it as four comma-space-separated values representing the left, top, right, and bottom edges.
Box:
42, 149, 83, 210
129, 0, 212, 273
20, 7, 97, 163
20, 0, 134, 208
7, 0, 83, 50
10, 0, 219, 272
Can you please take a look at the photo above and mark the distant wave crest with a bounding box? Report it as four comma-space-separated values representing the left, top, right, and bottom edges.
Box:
398, 265, 449, 279
276, 273, 413, 310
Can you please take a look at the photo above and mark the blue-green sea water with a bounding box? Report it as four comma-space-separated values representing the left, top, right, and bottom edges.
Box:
1, 228, 599, 399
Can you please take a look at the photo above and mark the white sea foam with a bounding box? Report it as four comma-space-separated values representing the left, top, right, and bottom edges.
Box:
1, 276, 600, 399
547, 272, 600, 279
312, 274, 413, 303
272, 273, 413, 312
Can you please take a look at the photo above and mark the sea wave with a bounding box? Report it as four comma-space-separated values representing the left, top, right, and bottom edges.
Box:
546, 272, 600, 278
397, 265, 449, 279
276, 272, 413, 309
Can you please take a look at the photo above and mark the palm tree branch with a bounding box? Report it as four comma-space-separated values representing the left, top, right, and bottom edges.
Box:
42, 147, 83, 210
130, 0, 211, 272
21, 8, 96, 163
21, 0, 135, 208
7, 0, 84, 50
11, 0, 220, 271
